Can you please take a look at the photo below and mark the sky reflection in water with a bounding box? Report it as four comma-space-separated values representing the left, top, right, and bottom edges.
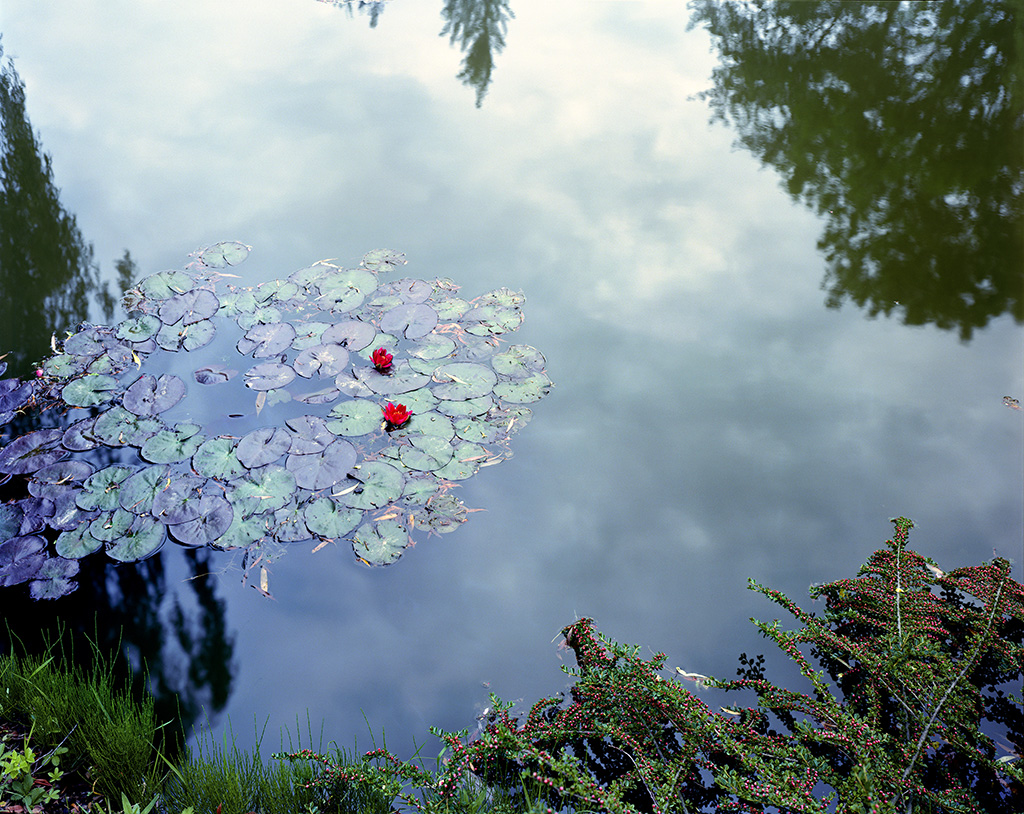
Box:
0, 0, 1020, 759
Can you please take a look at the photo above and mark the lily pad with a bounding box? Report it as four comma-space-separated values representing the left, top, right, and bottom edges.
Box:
352, 519, 408, 566
137, 270, 195, 299
89, 508, 137, 542
326, 399, 385, 436
192, 437, 246, 480
229, 465, 296, 516
434, 441, 487, 481
286, 439, 357, 491
194, 365, 238, 385
123, 373, 186, 416
42, 353, 84, 379
244, 362, 296, 391
321, 320, 376, 350
399, 435, 453, 472
362, 249, 407, 272
151, 474, 206, 524
156, 318, 217, 352
141, 423, 205, 464
106, 516, 166, 562
317, 269, 378, 312
29, 557, 80, 599
237, 321, 297, 358
119, 465, 173, 515
411, 493, 467, 534
198, 241, 250, 268
0, 536, 46, 586
492, 345, 547, 377
293, 344, 349, 378
62, 374, 119, 407
76, 466, 135, 512
344, 461, 404, 510
0, 429, 67, 474
236, 427, 291, 468
159, 289, 220, 326
116, 314, 162, 343
354, 362, 431, 396
55, 524, 103, 558
168, 494, 234, 546
432, 363, 498, 400
493, 373, 553, 404
379, 303, 438, 340
304, 498, 361, 538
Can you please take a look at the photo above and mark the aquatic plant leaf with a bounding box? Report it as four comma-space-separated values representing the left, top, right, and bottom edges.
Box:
493, 373, 553, 404
272, 501, 310, 542
461, 303, 523, 336
123, 373, 186, 416
237, 321, 297, 358
304, 498, 361, 538
399, 435, 453, 472
159, 289, 220, 326
194, 365, 238, 384
137, 270, 194, 299
344, 461, 404, 510
492, 344, 547, 377
435, 441, 486, 480
198, 241, 250, 268
62, 374, 119, 407
42, 353, 84, 378
291, 321, 329, 350
219, 289, 259, 318
192, 437, 246, 480
106, 516, 165, 562
89, 508, 136, 542
411, 493, 467, 534
229, 465, 296, 515
0, 536, 46, 586
362, 249, 406, 272
401, 475, 438, 505
321, 320, 376, 351
116, 314, 162, 343
286, 439, 357, 491
141, 423, 204, 464
454, 414, 509, 444
257, 279, 300, 303
29, 556, 80, 599
352, 519, 407, 566
0, 503, 24, 539
410, 335, 457, 360
236, 306, 282, 332
432, 363, 498, 400
236, 427, 291, 467
392, 387, 439, 415
49, 492, 97, 531
317, 269, 377, 312
151, 474, 206, 524
168, 494, 234, 546
436, 395, 493, 417
380, 303, 439, 340
285, 415, 334, 454
119, 465, 172, 515
293, 344, 349, 378
293, 386, 340, 405
214, 513, 267, 550
326, 399, 381, 436
0, 428, 66, 474
333, 370, 374, 398
156, 317, 217, 352
62, 417, 99, 451
55, 524, 103, 558
354, 362, 430, 396
244, 362, 296, 391
432, 297, 471, 320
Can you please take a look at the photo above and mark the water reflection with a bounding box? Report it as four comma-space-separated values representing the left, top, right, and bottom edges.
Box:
689, 0, 1023, 339
441, 0, 514, 107
0, 43, 119, 378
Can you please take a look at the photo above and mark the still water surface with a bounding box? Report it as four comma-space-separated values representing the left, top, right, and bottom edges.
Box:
1, 0, 1021, 760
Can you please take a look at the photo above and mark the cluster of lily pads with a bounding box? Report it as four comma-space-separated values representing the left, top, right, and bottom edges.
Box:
0, 243, 551, 598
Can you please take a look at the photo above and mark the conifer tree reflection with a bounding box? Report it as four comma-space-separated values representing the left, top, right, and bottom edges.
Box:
441, 0, 514, 107
689, 0, 1023, 339
0, 42, 117, 377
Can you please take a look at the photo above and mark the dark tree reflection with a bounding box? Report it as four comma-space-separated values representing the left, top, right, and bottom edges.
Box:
441, 0, 514, 107
0, 41, 118, 377
689, 0, 1023, 339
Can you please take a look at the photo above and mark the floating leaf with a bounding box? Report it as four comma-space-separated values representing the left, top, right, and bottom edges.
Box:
159, 289, 220, 326
194, 365, 238, 384
432, 363, 498, 400
141, 423, 204, 464
229, 465, 296, 515
435, 441, 487, 481
192, 437, 246, 480
379, 303, 438, 340
436, 396, 493, 417
156, 317, 216, 352
304, 498, 361, 539
199, 241, 250, 268
123, 373, 186, 416
89, 508, 136, 542
236, 427, 291, 468
168, 494, 234, 546
326, 399, 384, 436
91, 407, 163, 447
352, 519, 407, 566
62, 417, 99, 451
286, 415, 335, 454
272, 501, 310, 542
0, 429, 66, 474
293, 344, 349, 378
119, 465, 172, 515
321, 320, 376, 350
317, 269, 378, 312
244, 362, 296, 391
151, 474, 206, 524
42, 353, 84, 378
0, 536, 46, 586
286, 439, 357, 491
214, 513, 267, 550
237, 321, 297, 358
355, 362, 430, 396
399, 435, 453, 472
344, 461, 404, 510
62, 374, 119, 407
29, 557, 80, 599
116, 314, 162, 343
410, 335, 457, 360
137, 270, 195, 299
411, 493, 467, 534
362, 249, 407, 272
493, 373, 553, 404
106, 516, 165, 562
492, 344, 547, 377
55, 524, 103, 558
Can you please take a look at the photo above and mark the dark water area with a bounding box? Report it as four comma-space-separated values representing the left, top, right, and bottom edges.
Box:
1, 0, 1021, 764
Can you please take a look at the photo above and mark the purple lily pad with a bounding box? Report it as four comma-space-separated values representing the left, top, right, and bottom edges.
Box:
286, 438, 357, 491
123, 373, 186, 416
168, 494, 234, 546
159, 288, 220, 326
379, 303, 438, 340
320, 320, 376, 351
0, 428, 67, 475
236, 427, 292, 468
237, 321, 296, 358
244, 362, 296, 391
0, 535, 46, 586
151, 474, 206, 524
293, 344, 350, 378
194, 365, 238, 385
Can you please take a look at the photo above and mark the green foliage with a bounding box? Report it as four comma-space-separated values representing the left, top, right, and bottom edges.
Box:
0, 722, 66, 808
279, 518, 1023, 813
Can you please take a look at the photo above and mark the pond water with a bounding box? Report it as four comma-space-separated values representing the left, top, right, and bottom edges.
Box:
1, 0, 1021, 763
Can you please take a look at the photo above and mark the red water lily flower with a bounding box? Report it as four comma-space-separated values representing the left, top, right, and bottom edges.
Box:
382, 402, 411, 428
371, 347, 393, 372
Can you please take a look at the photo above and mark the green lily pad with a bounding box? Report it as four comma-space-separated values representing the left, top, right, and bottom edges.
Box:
317, 269, 378, 312
326, 399, 382, 436
304, 498, 362, 539
409, 335, 457, 360
399, 435, 454, 472
199, 240, 250, 268
436, 396, 493, 417
137, 270, 194, 300
432, 363, 497, 400
119, 465, 172, 515
42, 354, 84, 379
434, 441, 487, 481
492, 344, 547, 377
411, 493, 467, 534
352, 519, 408, 566
344, 461, 404, 510
192, 437, 246, 480
62, 374, 119, 407
77, 466, 135, 511
229, 465, 297, 516
362, 249, 406, 272
89, 508, 136, 542
106, 516, 165, 562
141, 423, 205, 464
54, 525, 103, 559
116, 314, 162, 343
156, 318, 216, 352
493, 373, 553, 404
213, 513, 268, 550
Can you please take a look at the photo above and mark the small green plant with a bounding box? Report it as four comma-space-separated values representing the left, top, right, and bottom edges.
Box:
0, 722, 67, 808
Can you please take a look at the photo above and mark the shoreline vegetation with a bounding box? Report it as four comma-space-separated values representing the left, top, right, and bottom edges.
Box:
2, 518, 1022, 813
